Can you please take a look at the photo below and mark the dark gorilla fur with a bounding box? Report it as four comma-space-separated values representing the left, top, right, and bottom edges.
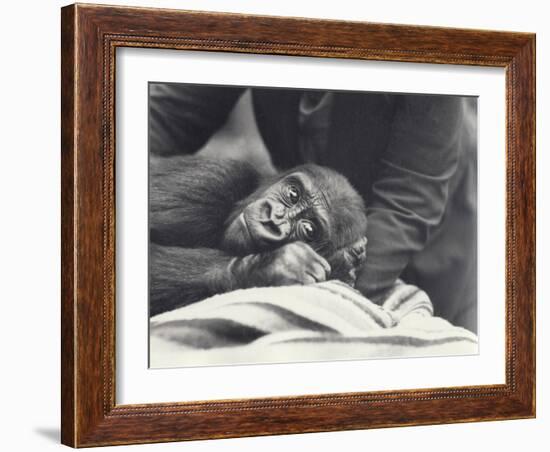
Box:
150, 156, 367, 316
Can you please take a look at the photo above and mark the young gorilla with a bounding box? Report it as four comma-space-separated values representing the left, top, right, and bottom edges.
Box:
150, 156, 368, 316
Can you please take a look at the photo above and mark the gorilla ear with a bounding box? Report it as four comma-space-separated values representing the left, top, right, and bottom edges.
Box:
326, 236, 368, 286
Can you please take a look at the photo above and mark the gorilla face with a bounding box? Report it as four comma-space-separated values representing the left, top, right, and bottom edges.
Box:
223, 171, 328, 255
221, 164, 368, 263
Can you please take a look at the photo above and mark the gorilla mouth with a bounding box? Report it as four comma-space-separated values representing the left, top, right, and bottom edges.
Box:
260, 220, 280, 237
243, 211, 279, 246
242, 211, 274, 249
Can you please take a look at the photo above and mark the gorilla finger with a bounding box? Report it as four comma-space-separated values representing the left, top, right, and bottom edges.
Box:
299, 244, 330, 268
350, 237, 368, 263
302, 274, 318, 285
314, 262, 330, 280
305, 266, 326, 283
313, 255, 331, 277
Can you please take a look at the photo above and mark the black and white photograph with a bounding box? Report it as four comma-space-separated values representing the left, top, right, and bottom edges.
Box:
148, 83, 479, 368
1, 0, 543, 449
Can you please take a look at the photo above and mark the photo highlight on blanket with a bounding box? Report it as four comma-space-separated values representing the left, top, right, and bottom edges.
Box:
148, 82, 479, 368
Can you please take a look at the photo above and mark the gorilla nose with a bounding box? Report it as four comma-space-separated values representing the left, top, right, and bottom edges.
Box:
258, 200, 290, 242
269, 202, 285, 220
259, 219, 290, 241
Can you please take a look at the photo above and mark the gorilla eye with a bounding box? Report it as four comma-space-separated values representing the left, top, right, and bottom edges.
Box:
299, 220, 317, 241
286, 184, 301, 204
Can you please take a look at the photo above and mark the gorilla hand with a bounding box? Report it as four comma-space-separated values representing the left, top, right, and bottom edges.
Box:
326, 236, 368, 286
230, 242, 331, 288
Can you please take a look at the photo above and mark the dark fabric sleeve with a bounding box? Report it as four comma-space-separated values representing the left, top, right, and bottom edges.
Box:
149, 83, 244, 156
356, 95, 465, 296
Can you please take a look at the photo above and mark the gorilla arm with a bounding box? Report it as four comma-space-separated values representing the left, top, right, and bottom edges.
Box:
150, 237, 368, 316
150, 242, 331, 317
150, 246, 234, 317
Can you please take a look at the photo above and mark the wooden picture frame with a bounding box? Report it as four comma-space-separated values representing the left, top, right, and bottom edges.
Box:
61, 3, 535, 447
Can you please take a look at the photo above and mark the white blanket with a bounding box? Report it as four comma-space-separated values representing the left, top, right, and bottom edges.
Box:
150, 280, 478, 368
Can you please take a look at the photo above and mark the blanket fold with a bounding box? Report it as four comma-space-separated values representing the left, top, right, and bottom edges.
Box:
150, 280, 478, 368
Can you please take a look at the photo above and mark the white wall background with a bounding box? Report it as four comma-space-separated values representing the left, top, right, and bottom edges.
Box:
0, 1, 545, 451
